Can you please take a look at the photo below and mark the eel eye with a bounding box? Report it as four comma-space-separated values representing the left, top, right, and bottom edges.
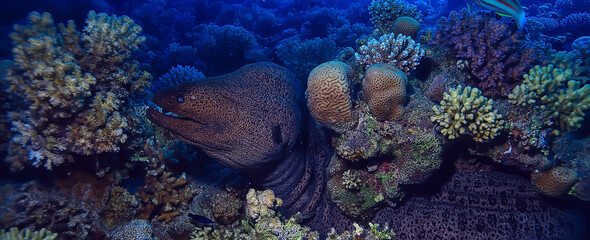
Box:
176, 95, 184, 103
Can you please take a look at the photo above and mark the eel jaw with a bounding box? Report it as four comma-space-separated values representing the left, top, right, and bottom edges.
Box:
146, 107, 204, 141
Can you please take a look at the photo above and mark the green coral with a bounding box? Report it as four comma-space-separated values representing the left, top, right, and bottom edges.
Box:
369, 0, 422, 34
5, 11, 151, 171
508, 65, 590, 133
0, 227, 57, 240
431, 85, 504, 142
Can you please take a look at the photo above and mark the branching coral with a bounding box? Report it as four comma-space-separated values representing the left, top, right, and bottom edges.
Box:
430, 10, 541, 97
508, 65, 590, 133
355, 33, 424, 74
0, 227, 57, 240
369, 0, 422, 34
431, 85, 504, 142
4, 11, 151, 171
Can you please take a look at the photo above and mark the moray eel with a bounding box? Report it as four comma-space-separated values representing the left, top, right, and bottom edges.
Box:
147, 63, 586, 239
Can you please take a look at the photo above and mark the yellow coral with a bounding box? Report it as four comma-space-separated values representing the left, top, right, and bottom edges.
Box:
0, 227, 57, 240
431, 85, 504, 142
532, 166, 579, 197
362, 63, 407, 121
509, 65, 590, 133
306, 61, 354, 128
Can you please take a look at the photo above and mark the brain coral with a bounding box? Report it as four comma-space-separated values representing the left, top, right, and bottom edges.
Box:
393, 16, 420, 39
532, 166, 579, 197
362, 63, 407, 121
355, 33, 424, 74
307, 61, 354, 128
431, 85, 504, 142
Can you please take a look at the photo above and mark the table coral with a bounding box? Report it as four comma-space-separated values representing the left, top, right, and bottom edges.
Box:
369, 0, 422, 34
307, 61, 354, 130
355, 33, 424, 74
430, 10, 541, 97
431, 85, 504, 142
5, 11, 151, 171
362, 63, 407, 121
508, 65, 590, 133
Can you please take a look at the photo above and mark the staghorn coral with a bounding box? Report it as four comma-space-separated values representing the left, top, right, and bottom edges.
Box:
0, 227, 57, 240
307, 61, 354, 129
369, 0, 422, 34
5, 11, 151, 171
431, 85, 504, 142
355, 33, 424, 74
508, 65, 590, 133
362, 64, 407, 121
430, 10, 541, 97
531, 166, 579, 197
393, 16, 420, 40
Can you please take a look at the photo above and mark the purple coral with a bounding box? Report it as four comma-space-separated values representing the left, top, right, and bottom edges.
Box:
430, 10, 542, 97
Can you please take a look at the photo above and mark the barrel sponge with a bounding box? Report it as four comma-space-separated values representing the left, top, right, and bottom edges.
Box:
362, 63, 407, 121
306, 61, 354, 127
393, 17, 420, 39
532, 166, 579, 197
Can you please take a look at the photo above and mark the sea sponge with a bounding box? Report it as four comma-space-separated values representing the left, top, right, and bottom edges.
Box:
532, 166, 579, 197
306, 61, 354, 128
393, 16, 420, 39
431, 85, 504, 142
362, 63, 407, 121
355, 33, 424, 74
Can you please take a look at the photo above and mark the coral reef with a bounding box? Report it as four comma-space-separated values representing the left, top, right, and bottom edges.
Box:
508, 65, 590, 133
0, 227, 57, 240
149, 65, 205, 93
137, 159, 195, 223
190, 24, 267, 75
362, 63, 407, 121
355, 33, 424, 74
5, 11, 151, 171
393, 16, 420, 40
275, 37, 340, 81
430, 10, 541, 97
102, 187, 141, 227
210, 191, 243, 225
326, 223, 396, 240
105, 219, 152, 240
369, 0, 422, 34
431, 85, 504, 142
307, 61, 354, 129
532, 166, 579, 197
190, 189, 319, 240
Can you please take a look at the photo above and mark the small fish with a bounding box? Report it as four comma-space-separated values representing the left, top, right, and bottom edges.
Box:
470, 0, 526, 29
188, 213, 214, 224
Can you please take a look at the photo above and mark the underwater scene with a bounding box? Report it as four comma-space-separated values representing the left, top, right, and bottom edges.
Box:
1, 0, 590, 239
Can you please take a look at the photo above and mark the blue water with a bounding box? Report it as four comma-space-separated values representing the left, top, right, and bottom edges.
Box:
0, 0, 589, 239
